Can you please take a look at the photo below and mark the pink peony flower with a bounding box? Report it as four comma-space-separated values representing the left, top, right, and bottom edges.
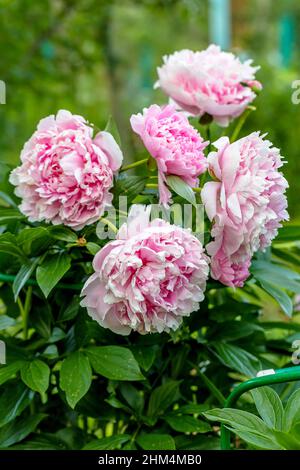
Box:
130, 104, 208, 206
201, 133, 288, 287
156, 45, 262, 127
10, 110, 123, 230
80, 205, 209, 335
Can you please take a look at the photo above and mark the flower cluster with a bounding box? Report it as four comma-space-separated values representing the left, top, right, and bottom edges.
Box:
10, 45, 289, 335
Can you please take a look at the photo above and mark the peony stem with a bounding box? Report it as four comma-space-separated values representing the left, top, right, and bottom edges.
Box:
120, 158, 149, 172
231, 105, 256, 142
99, 217, 118, 233
17, 286, 32, 340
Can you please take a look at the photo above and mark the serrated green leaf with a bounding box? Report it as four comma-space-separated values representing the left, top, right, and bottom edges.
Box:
21, 359, 50, 394
86, 346, 144, 381
36, 252, 71, 297
60, 351, 92, 409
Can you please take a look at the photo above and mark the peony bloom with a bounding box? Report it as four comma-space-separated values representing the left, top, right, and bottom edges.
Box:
10, 110, 123, 230
156, 45, 262, 127
201, 133, 288, 287
81, 205, 209, 335
130, 104, 208, 206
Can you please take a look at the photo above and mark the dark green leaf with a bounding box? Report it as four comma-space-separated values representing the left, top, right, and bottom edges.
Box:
212, 342, 261, 376
137, 433, 175, 450
258, 279, 293, 316
60, 351, 92, 409
36, 252, 71, 297
165, 415, 211, 433
0, 413, 46, 447
0, 382, 32, 426
0, 233, 27, 262
147, 380, 180, 419
86, 346, 144, 381
21, 359, 50, 394
48, 226, 78, 243
0, 361, 25, 385
83, 435, 130, 450
131, 345, 157, 371
0, 208, 24, 224
13, 258, 40, 300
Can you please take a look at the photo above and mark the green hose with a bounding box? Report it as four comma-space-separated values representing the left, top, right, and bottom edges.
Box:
221, 365, 300, 449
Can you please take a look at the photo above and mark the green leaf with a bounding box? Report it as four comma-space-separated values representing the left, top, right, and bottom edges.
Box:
86, 346, 144, 381
0, 208, 24, 225
0, 361, 25, 385
0, 413, 46, 447
60, 351, 92, 409
0, 233, 27, 262
212, 342, 261, 376
251, 260, 300, 294
203, 408, 281, 450
0, 315, 16, 330
86, 242, 101, 255
17, 227, 50, 255
119, 383, 144, 414
113, 175, 147, 206
165, 415, 211, 433
36, 252, 71, 297
21, 359, 50, 394
175, 435, 220, 450
251, 386, 284, 430
166, 175, 196, 206
272, 429, 300, 450
104, 115, 121, 146
283, 389, 300, 431
48, 226, 78, 243
58, 296, 79, 322
8, 434, 69, 450
131, 345, 157, 371
0, 382, 32, 427
258, 279, 293, 316
276, 225, 300, 242
83, 435, 130, 450
137, 433, 175, 450
147, 380, 180, 419
13, 258, 40, 300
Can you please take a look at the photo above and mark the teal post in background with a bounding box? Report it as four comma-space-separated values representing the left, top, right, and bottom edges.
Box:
279, 14, 295, 68
209, 0, 231, 50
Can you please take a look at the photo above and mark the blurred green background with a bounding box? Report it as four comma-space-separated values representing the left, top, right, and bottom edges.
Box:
0, 0, 300, 217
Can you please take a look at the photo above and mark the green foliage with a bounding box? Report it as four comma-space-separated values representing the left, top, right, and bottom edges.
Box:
204, 386, 300, 450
